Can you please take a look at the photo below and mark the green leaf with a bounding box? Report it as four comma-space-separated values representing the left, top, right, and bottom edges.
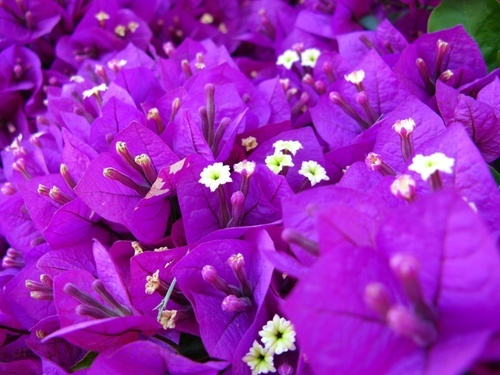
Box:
70, 351, 98, 372
428, 0, 500, 71
489, 166, 500, 187
359, 15, 379, 31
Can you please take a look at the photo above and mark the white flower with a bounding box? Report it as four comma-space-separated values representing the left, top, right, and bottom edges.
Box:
408, 152, 455, 181
242, 341, 276, 375
114, 24, 126, 37
272, 140, 303, 155
82, 83, 107, 99
265, 152, 294, 174
344, 70, 365, 84
198, 162, 233, 192
390, 174, 416, 200
95, 11, 110, 22
298, 160, 329, 186
276, 50, 300, 69
200, 12, 214, 24
234, 160, 256, 176
241, 136, 258, 152
300, 48, 321, 67
127, 21, 139, 33
69, 75, 85, 83
159, 310, 177, 330
145, 270, 160, 295
259, 314, 297, 355
107, 59, 127, 71
392, 118, 415, 135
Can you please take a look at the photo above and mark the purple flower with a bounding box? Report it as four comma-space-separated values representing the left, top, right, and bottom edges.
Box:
0, 0, 60, 43
44, 240, 160, 352
75, 121, 179, 243
286, 190, 500, 375
394, 25, 487, 101
172, 230, 275, 362
88, 340, 228, 375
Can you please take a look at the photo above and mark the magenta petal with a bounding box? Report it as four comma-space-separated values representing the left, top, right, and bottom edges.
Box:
93, 240, 131, 309
43, 198, 112, 250
88, 340, 228, 375
75, 153, 143, 227
43, 315, 159, 352
130, 194, 171, 243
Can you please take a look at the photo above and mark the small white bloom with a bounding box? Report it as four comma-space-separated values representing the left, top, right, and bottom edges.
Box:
259, 314, 297, 355
242, 340, 276, 375
300, 48, 321, 68
107, 59, 127, 71
437, 39, 449, 50
95, 11, 110, 22
69, 75, 85, 83
218, 22, 228, 34
159, 310, 177, 330
408, 152, 454, 181
241, 136, 258, 152
200, 12, 214, 24
145, 270, 160, 295
82, 83, 107, 99
392, 118, 415, 135
273, 140, 303, 155
127, 21, 139, 33
276, 50, 300, 69
390, 174, 416, 200
114, 24, 127, 37
131, 241, 144, 255
147, 107, 160, 120
298, 160, 329, 186
344, 70, 365, 84
234, 160, 256, 176
199, 162, 233, 192
265, 152, 294, 174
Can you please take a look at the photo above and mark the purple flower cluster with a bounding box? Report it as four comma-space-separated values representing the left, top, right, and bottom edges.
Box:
1, 0, 499, 374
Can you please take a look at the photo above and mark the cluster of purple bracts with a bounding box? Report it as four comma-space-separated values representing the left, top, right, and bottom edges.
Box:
1, 0, 499, 374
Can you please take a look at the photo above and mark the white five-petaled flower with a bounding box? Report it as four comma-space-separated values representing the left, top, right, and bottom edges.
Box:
234, 160, 256, 176
300, 48, 321, 67
242, 340, 276, 375
273, 140, 303, 155
408, 152, 455, 181
95, 11, 110, 22
114, 25, 127, 37
298, 160, 329, 186
390, 174, 416, 200
265, 152, 294, 174
392, 118, 416, 135
107, 59, 127, 71
82, 83, 107, 99
128, 21, 139, 33
259, 314, 297, 355
198, 162, 233, 192
241, 136, 258, 152
344, 70, 365, 84
276, 50, 300, 69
